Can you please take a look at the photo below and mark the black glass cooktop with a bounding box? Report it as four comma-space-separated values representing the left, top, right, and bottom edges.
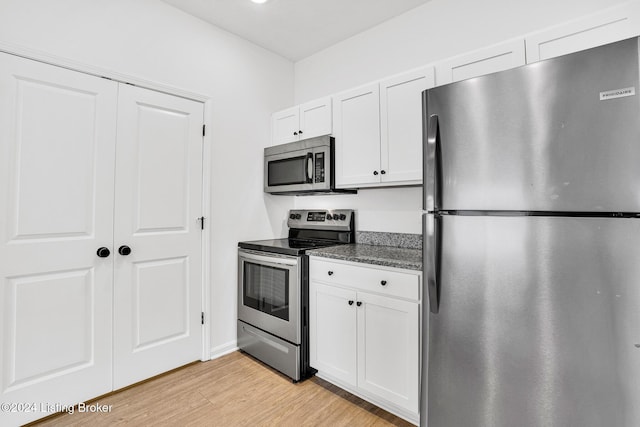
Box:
238, 238, 341, 256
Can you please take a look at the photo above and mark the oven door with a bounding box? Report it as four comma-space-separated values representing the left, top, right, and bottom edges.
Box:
238, 249, 301, 344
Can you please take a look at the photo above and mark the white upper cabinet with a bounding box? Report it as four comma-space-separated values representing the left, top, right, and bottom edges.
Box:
333, 83, 381, 187
380, 67, 434, 184
435, 39, 526, 85
299, 97, 333, 139
271, 96, 331, 144
271, 105, 299, 144
525, 2, 640, 63
334, 67, 434, 189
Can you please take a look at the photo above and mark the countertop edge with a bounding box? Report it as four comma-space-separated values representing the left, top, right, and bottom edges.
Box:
307, 244, 423, 272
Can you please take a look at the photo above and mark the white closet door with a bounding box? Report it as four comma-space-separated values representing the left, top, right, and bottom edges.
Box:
0, 53, 117, 426
113, 84, 204, 389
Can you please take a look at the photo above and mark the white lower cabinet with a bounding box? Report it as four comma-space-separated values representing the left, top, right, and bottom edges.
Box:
357, 292, 419, 413
309, 257, 421, 424
310, 283, 358, 385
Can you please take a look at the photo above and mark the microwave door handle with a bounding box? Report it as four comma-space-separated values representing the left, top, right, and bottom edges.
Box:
306, 152, 314, 183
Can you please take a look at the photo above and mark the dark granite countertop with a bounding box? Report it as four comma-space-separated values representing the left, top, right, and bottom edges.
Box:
308, 243, 422, 271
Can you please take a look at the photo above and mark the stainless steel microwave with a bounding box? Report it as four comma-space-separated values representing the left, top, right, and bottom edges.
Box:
264, 136, 354, 195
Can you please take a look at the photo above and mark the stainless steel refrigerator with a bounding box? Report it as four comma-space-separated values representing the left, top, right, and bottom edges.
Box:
421, 37, 640, 427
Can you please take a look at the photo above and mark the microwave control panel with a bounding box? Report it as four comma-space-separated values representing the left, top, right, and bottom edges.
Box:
314, 153, 325, 183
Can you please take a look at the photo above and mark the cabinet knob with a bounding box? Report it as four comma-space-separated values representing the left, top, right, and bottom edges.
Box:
293, 131, 298, 136
96, 247, 110, 258
380, 170, 386, 175
299, 130, 303, 134
348, 300, 354, 305
380, 280, 387, 286
373, 171, 379, 176
328, 271, 334, 276
356, 301, 362, 307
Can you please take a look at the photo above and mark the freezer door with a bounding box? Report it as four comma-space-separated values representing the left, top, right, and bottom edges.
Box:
428, 215, 640, 427
425, 37, 640, 212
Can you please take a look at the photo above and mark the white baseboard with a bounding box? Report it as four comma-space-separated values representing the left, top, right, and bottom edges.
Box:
210, 341, 238, 360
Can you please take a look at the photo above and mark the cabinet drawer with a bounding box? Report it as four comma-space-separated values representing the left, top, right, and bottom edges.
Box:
310, 258, 419, 301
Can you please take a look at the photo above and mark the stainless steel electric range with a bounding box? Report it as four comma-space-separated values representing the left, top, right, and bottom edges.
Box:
237, 209, 355, 381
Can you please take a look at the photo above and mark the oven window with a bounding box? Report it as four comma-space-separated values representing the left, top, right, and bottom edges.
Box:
243, 262, 289, 321
268, 156, 307, 186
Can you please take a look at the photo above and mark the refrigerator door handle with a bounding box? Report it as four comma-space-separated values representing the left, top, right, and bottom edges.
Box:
425, 213, 441, 314
425, 113, 441, 212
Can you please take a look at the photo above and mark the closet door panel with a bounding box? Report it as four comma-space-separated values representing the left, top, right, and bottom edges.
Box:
113, 84, 204, 390
0, 53, 117, 426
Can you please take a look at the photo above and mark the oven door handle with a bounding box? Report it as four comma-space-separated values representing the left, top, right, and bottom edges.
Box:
238, 250, 299, 267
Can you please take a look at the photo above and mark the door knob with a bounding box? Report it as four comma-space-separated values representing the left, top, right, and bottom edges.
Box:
96, 247, 111, 258
118, 245, 132, 256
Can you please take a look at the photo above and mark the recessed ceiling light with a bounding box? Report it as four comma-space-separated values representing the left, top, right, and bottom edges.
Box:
251, 0, 268, 4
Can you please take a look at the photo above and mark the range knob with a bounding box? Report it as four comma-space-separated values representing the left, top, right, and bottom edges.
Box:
295, 213, 302, 220
339, 214, 347, 220
326, 214, 333, 220
289, 214, 296, 220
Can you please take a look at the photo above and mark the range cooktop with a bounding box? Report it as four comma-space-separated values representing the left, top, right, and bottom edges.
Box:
238, 238, 341, 256
238, 209, 355, 256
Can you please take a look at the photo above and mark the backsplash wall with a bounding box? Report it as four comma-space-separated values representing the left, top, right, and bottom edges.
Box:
293, 186, 422, 234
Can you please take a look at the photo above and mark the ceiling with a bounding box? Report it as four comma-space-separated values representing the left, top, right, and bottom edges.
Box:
162, 0, 433, 61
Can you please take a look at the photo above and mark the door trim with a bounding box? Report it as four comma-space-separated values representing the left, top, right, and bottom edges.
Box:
0, 41, 213, 363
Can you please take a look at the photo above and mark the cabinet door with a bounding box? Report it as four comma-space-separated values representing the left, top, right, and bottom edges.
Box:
299, 97, 332, 139
525, 2, 640, 63
271, 106, 300, 144
0, 53, 117, 426
435, 39, 526, 85
380, 67, 435, 184
113, 85, 204, 390
333, 83, 381, 188
357, 292, 420, 413
310, 281, 357, 386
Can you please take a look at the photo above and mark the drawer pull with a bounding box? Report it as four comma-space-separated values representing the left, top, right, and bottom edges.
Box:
328, 271, 334, 276
380, 280, 387, 286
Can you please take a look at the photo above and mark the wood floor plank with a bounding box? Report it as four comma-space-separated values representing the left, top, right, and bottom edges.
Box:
29, 351, 414, 426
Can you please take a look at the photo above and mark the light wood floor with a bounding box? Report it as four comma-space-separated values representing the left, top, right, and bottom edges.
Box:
30, 351, 414, 426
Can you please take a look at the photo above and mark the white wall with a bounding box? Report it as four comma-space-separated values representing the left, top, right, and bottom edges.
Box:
0, 0, 295, 357
293, 0, 631, 234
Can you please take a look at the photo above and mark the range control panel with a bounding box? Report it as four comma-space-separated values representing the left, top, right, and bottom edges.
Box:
287, 209, 354, 231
